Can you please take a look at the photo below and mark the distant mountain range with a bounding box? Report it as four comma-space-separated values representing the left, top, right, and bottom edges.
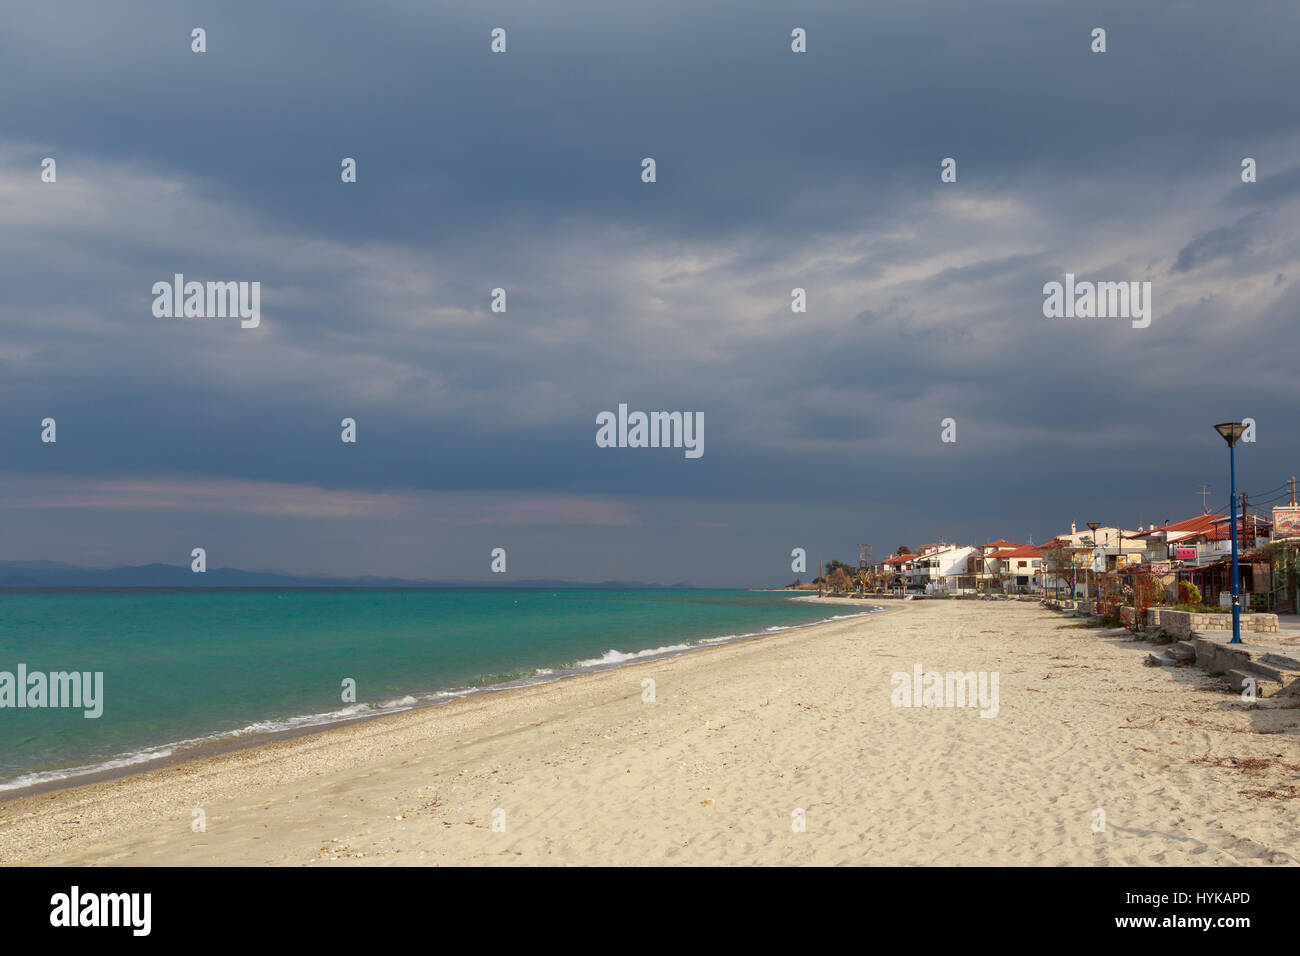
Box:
0, 560, 694, 590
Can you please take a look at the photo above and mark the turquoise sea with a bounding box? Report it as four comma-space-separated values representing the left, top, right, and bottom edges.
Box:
0, 589, 877, 792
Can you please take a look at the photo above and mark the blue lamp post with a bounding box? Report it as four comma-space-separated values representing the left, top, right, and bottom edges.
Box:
1214, 423, 1246, 644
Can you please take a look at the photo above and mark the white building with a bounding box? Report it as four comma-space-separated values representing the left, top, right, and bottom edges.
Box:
903, 544, 979, 594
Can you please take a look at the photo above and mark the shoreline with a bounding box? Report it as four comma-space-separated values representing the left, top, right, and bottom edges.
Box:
5, 600, 1298, 867
0, 603, 904, 865
0, 598, 888, 804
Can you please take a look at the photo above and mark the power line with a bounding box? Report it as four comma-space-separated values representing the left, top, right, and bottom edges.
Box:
1242, 479, 1290, 499
1252, 490, 1291, 506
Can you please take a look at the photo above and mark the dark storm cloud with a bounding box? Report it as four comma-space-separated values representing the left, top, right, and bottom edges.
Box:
1172, 213, 1262, 273
1, 0, 1299, 583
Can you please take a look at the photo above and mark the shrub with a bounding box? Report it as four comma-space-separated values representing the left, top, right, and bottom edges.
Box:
1178, 581, 1202, 606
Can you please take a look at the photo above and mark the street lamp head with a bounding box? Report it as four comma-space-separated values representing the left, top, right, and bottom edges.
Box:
1214, 422, 1246, 447
1086, 521, 1100, 532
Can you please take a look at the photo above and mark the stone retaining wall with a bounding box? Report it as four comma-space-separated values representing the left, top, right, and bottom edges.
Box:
1150, 608, 1279, 636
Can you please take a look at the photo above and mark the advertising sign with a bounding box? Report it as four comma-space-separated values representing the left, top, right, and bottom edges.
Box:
1273, 507, 1300, 542
1174, 546, 1197, 560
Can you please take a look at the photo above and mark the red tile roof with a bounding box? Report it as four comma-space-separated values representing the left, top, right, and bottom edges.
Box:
1130, 514, 1225, 538
1131, 514, 1269, 542
996, 544, 1043, 559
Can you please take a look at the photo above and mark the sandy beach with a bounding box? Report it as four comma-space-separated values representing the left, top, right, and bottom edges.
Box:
3, 599, 1299, 866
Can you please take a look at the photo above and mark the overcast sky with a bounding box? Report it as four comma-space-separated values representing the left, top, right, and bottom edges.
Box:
1, 0, 1298, 586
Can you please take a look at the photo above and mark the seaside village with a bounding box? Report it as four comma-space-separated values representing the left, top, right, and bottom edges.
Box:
793, 478, 1300, 693
802, 500, 1298, 609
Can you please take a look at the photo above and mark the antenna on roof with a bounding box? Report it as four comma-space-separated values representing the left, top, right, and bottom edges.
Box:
1197, 483, 1211, 514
